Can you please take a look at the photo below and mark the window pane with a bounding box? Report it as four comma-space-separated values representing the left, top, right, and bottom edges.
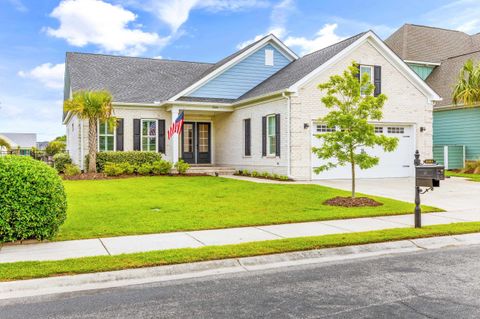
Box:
142, 137, 148, 150
183, 124, 193, 152
149, 137, 156, 151
99, 122, 106, 134
142, 121, 149, 135
267, 116, 276, 135
199, 124, 208, 152
148, 121, 156, 136
106, 122, 114, 134
269, 136, 276, 155
99, 136, 106, 151
107, 136, 114, 151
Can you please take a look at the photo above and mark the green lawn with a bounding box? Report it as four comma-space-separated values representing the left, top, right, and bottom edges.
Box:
1, 222, 479, 281
446, 171, 480, 182
57, 176, 439, 241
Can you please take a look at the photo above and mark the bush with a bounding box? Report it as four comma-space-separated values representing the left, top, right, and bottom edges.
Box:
0, 156, 67, 242
279, 175, 290, 181
152, 160, 173, 175
45, 140, 66, 156
261, 172, 271, 178
251, 171, 259, 177
64, 164, 81, 176
175, 160, 190, 175
104, 162, 124, 176
241, 170, 250, 176
53, 152, 72, 173
137, 163, 153, 175
119, 162, 135, 175
95, 151, 163, 172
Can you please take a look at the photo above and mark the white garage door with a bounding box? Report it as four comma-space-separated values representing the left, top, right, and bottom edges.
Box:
311, 124, 415, 180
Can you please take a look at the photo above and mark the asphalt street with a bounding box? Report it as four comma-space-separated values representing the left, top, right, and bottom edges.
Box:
1, 245, 480, 318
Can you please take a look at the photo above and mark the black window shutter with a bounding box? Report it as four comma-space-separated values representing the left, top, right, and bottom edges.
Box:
374, 65, 381, 96
244, 119, 251, 156
133, 119, 141, 151
116, 118, 124, 151
275, 114, 280, 157
262, 116, 266, 157
158, 119, 166, 153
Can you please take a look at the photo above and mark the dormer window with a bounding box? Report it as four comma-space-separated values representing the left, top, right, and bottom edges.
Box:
265, 49, 274, 66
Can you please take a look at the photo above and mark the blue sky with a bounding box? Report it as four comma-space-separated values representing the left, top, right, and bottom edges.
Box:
1, 0, 479, 141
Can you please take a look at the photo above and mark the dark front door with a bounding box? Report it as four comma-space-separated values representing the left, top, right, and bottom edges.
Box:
181, 122, 195, 164
196, 122, 211, 164
181, 122, 211, 164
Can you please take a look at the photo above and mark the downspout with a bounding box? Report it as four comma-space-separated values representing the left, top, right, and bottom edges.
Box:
283, 91, 291, 178
80, 119, 84, 171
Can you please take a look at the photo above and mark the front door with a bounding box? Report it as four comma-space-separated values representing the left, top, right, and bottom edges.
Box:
181, 122, 211, 164
196, 122, 211, 164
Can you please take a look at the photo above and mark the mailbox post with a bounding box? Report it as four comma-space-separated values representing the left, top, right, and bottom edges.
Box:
414, 150, 445, 228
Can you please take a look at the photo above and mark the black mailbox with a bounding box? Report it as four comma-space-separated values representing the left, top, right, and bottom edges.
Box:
415, 164, 445, 187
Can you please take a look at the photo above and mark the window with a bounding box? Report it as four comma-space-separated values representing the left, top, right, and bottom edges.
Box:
387, 127, 404, 134
316, 124, 336, 133
244, 119, 251, 156
265, 49, 274, 66
98, 121, 115, 151
141, 119, 157, 151
374, 126, 383, 134
360, 65, 374, 95
267, 115, 276, 156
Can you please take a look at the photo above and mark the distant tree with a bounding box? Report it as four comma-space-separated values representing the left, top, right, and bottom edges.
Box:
0, 137, 11, 152
45, 140, 66, 156
54, 135, 67, 142
452, 59, 480, 106
64, 90, 114, 173
313, 62, 398, 198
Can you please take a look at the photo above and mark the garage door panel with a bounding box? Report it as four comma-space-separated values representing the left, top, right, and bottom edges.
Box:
311, 125, 414, 180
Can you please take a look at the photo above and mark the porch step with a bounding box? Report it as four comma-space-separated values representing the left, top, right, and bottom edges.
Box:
186, 166, 236, 176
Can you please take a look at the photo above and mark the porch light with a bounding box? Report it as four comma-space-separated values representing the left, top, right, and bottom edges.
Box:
304, 123, 309, 129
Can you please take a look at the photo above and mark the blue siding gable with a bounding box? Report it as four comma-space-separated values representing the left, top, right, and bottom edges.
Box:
188, 43, 292, 99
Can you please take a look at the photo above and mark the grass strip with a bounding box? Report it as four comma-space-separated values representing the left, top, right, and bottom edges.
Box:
446, 171, 480, 182
2, 222, 480, 282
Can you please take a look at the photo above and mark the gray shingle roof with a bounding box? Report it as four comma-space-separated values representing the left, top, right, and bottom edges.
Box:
66, 53, 214, 103
237, 32, 367, 101
385, 24, 480, 63
0, 133, 37, 148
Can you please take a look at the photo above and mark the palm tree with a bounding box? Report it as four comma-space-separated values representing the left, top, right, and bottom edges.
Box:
453, 59, 480, 106
64, 90, 114, 173
0, 137, 11, 153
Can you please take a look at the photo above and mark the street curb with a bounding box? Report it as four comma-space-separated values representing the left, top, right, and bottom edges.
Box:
1, 232, 480, 300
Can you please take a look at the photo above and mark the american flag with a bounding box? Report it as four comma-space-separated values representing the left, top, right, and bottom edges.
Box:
168, 112, 184, 140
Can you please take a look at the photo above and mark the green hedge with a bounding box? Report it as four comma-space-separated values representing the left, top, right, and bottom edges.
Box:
53, 152, 72, 173
0, 156, 67, 242
95, 151, 163, 172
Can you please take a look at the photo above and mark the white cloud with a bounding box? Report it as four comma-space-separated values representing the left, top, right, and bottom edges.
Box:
5, 0, 27, 12
236, 0, 293, 49
284, 23, 345, 55
45, 0, 166, 56
153, 55, 163, 59
18, 63, 65, 89
424, 0, 480, 33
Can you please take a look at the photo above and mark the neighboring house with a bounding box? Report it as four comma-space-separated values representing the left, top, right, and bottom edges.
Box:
64, 31, 439, 180
386, 24, 480, 168
36, 141, 49, 151
0, 133, 37, 155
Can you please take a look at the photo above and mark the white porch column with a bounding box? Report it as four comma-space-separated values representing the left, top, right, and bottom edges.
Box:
171, 107, 179, 163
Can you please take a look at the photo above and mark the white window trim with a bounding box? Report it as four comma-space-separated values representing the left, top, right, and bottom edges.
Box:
266, 114, 276, 157
265, 49, 274, 66
97, 120, 116, 152
141, 119, 158, 152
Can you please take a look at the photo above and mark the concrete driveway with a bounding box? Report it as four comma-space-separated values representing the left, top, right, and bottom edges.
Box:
313, 177, 480, 211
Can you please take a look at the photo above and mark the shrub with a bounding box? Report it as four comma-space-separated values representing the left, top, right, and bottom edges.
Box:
175, 160, 190, 175
242, 170, 250, 176
0, 156, 67, 242
64, 164, 81, 176
251, 171, 259, 177
104, 162, 124, 176
272, 173, 280, 180
261, 172, 271, 178
152, 160, 173, 175
53, 152, 72, 173
279, 175, 290, 181
119, 162, 135, 175
137, 163, 153, 175
95, 151, 163, 172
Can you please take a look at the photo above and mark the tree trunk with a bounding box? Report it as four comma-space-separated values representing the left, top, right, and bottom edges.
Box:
350, 151, 356, 198
88, 117, 97, 173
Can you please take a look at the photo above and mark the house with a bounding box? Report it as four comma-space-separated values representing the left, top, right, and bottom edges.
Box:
0, 133, 37, 155
386, 24, 480, 169
64, 31, 440, 180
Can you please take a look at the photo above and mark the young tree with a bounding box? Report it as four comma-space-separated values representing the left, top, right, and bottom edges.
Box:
452, 59, 480, 106
64, 90, 114, 173
313, 62, 398, 198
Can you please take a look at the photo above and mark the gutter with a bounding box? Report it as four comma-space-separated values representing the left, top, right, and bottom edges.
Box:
282, 91, 292, 178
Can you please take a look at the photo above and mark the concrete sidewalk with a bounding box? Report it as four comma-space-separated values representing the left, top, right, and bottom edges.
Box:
1, 211, 480, 264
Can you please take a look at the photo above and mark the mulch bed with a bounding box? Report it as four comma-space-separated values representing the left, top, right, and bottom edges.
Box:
323, 196, 383, 207
61, 173, 209, 181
